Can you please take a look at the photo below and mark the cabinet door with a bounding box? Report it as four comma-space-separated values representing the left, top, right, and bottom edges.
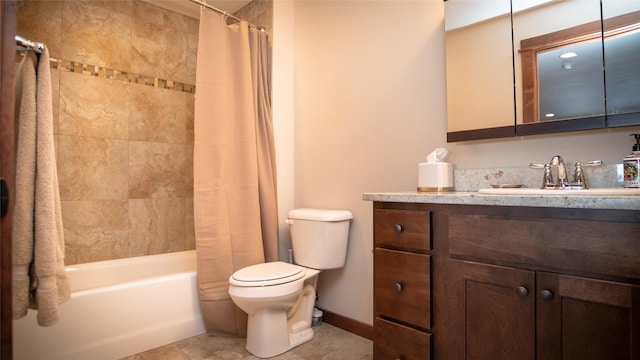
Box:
537, 272, 640, 360
451, 260, 535, 360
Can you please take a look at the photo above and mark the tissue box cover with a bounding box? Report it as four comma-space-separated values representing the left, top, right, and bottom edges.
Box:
418, 163, 454, 192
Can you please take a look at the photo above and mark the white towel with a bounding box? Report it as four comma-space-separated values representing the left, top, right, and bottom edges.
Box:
13, 51, 37, 321
13, 48, 70, 327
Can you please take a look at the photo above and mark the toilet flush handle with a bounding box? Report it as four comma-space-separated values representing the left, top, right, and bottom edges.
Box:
285, 219, 294, 225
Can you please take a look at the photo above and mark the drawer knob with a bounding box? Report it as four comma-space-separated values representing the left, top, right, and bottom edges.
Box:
394, 224, 403, 233
516, 286, 529, 297
394, 282, 403, 293
540, 289, 554, 301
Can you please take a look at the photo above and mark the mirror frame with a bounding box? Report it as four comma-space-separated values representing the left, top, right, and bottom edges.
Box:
447, 126, 514, 143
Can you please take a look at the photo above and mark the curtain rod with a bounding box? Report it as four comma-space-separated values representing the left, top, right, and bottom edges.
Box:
15, 35, 45, 54
189, 0, 263, 30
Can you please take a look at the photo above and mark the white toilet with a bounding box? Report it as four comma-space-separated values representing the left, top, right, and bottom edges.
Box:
228, 208, 353, 358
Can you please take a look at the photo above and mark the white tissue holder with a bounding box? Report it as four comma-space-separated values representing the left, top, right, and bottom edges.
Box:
418, 162, 454, 192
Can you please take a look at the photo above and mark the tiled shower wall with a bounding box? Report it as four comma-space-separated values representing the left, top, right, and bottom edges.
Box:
17, 0, 272, 265
16, 0, 199, 264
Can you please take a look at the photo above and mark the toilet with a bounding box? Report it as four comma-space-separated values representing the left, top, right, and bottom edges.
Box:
228, 208, 353, 358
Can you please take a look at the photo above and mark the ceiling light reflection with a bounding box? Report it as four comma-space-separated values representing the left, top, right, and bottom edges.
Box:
560, 52, 577, 59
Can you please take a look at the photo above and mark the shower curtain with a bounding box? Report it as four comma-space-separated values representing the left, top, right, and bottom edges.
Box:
193, 9, 278, 336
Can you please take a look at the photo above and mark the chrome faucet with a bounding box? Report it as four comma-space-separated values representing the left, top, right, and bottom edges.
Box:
530, 157, 602, 189
549, 155, 569, 189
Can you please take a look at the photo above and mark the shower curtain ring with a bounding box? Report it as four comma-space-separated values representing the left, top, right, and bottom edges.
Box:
200, 1, 206, 14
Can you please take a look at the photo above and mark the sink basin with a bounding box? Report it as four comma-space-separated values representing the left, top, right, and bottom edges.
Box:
478, 188, 640, 196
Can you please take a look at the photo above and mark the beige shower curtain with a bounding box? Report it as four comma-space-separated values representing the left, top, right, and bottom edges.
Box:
194, 9, 278, 336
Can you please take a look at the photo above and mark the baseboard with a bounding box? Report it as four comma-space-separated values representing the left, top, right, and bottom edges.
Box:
318, 308, 373, 341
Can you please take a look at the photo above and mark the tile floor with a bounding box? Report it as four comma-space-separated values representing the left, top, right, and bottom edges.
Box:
121, 323, 373, 360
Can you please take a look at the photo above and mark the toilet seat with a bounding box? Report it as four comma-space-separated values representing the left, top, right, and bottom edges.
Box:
230, 262, 305, 287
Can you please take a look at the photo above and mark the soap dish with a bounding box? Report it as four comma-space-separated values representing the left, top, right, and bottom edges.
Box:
491, 184, 523, 189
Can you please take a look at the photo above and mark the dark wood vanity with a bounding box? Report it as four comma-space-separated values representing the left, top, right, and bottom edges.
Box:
372, 199, 640, 360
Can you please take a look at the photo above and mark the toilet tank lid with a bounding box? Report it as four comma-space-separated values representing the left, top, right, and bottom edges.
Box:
288, 208, 353, 221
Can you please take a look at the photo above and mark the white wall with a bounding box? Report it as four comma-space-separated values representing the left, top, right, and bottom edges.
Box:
273, 0, 640, 326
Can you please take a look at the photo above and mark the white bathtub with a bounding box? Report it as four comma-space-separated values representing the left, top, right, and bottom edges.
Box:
13, 250, 206, 360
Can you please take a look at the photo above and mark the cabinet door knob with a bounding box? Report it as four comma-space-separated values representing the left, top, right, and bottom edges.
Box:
394, 282, 403, 293
540, 289, 554, 301
394, 224, 403, 233
516, 286, 529, 297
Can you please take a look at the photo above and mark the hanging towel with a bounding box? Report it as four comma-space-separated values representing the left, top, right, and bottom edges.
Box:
13, 52, 37, 321
13, 48, 70, 327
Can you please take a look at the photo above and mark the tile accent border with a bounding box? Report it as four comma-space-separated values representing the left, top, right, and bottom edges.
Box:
49, 56, 196, 94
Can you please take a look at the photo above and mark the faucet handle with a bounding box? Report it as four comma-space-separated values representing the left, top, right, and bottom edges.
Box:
578, 160, 602, 167
530, 163, 555, 189
573, 160, 602, 189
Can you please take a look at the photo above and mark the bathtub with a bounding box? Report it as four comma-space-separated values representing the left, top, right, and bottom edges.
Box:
13, 250, 206, 360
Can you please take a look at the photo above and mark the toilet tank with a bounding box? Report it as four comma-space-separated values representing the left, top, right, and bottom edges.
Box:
287, 208, 353, 270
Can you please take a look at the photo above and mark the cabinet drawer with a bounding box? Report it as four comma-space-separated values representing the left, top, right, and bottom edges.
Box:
448, 213, 640, 281
375, 209, 431, 251
374, 248, 430, 328
374, 317, 431, 360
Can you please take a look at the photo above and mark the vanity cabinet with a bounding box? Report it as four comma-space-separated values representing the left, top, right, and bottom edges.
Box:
451, 261, 638, 359
447, 208, 640, 359
373, 208, 432, 360
371, 201, 640, 360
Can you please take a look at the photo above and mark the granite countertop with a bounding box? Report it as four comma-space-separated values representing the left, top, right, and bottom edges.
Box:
363, 164, 640, 210
362, 191, 640, 210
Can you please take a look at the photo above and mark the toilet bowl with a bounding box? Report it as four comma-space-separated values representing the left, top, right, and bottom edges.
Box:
229, 262, 320, 358
228, 208, 352, 359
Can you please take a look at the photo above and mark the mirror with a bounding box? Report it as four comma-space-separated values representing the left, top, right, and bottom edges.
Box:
514, 0, 605, 136
445, 0, 640, 142
444, 0, 515, 142
602, 2, 640, 128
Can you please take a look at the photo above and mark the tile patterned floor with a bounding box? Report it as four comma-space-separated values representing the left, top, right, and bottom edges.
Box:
121, 323, 373, 360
